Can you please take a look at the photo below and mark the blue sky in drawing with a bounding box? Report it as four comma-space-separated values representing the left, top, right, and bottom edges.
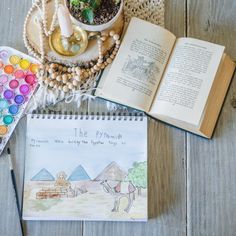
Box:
25, 116, 147, 180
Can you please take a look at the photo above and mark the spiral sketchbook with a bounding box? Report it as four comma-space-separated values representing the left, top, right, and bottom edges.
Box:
23, 112, 148, 222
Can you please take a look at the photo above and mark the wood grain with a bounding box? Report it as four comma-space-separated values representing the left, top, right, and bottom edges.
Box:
187, 0, 236, 60
85, 2, 187, 235
187, 0, 236, 235
1, 0, 236, 235
87, 98, 187, 236
0, 1, 32, 235
0, 0, 187, 235
0, 2, 86, 235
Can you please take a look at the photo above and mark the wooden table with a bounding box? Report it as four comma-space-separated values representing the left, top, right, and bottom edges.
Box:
0, 0, 235, 235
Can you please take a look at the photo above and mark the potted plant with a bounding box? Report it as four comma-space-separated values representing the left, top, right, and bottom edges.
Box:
65, 0, 123, 32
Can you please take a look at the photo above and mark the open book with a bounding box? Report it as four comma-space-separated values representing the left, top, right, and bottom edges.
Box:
96, 17, 235, 138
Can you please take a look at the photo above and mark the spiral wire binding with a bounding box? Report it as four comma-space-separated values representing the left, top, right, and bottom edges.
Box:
30, 110, 145, 121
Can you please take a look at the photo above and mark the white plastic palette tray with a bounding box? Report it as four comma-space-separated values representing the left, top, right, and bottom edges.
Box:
0, 46, 39, 155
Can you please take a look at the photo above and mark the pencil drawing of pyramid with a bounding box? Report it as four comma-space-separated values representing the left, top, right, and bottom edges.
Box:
31, 168, 55, 181
68, 165, 91, 181
94, 161, 127, 181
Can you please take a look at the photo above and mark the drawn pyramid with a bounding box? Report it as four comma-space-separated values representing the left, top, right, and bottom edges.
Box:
31, 168, 55, 181
68, 165, 91, 181
94, 161, 127, 181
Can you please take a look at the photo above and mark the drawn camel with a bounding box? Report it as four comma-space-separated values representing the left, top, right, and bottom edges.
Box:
101, 180, 136, 213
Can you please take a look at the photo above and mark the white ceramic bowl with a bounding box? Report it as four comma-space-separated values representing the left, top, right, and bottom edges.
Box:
65, 0, 124, 32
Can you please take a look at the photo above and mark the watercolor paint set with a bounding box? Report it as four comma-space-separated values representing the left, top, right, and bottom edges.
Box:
0, 46, 39, 155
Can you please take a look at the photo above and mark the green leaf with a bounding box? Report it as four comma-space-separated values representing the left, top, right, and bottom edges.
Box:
71, 0, 89, 7
114, 0, 120, 5
81, 8, 94, 24
89, 0, 101, 9
127, 161, 147, 189
70, 0, 80, 6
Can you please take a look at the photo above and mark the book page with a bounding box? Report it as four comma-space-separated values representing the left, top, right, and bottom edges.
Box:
96, 17, 176, 112
150, 38, 225, 125
23, 114, 148, 221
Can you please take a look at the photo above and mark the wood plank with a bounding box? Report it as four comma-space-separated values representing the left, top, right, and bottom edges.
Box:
0, 154, 22, 236
83, 115, 187, 236
187, 0, 236, 235
187, 0, 236, 60
0, 1, 33, 235
0, 0, 188, 235
165, 0, 187, 37
0, 1, 85, 235
84, 0, 187, 235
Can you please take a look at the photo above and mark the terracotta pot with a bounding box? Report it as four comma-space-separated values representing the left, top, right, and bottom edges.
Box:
65, 0, 124, 32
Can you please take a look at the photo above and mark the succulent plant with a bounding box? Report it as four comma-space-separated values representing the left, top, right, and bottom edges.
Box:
70, 0, 120, 24
70, 0, 101, 24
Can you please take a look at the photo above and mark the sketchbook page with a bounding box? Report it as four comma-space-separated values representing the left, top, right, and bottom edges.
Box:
97, 17, 176, 112
23, 114, 148, 222
150, 37, 225, 125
